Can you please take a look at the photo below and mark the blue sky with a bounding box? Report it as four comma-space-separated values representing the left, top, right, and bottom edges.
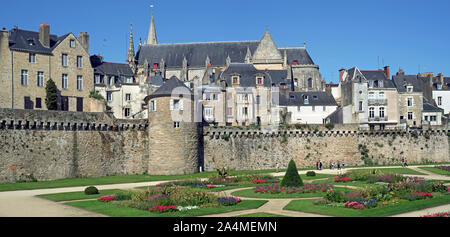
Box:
2, 0, 449, 83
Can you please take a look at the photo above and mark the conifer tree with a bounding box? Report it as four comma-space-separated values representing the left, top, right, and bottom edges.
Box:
280, 159, 303, 187
45, 79, 58, 110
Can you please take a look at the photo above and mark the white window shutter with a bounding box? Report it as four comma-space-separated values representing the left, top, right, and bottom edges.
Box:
170, 99, 174, 110
154, 100, 157, 111
180, 99, 184, 110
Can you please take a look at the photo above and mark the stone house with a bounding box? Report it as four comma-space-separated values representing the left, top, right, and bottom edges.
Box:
392, 74, 424, 127
0, 23, 99, 112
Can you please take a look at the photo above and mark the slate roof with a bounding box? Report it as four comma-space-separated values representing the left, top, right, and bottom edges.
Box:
146, 75, 163, 86
392, 75, 423, 93
93, 62, 134, 77
278, 91, 338, 107
360, 70, 396, 88
136, 41, 315, 68
145, 76, 192, 101
8, 29, 69, 55
423, 98, 442, 112
220, 63, 288, 87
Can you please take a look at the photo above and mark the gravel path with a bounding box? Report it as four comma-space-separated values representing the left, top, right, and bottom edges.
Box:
0, 164, 449, 217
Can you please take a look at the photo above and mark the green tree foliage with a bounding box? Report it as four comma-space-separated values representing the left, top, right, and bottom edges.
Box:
280, 160, 303, 187
45, 79, 58, 110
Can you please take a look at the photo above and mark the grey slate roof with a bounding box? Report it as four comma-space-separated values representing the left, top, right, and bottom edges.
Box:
93, 62, 134, 77
146, 75, 163, 86
278, 91, 338, 106
136, 41, 315, 68
423, 98, 442, 112
145, 76, 192, 101
360, 70, 396, 88
220, 63, 288, 87
392, 75, 423, 93
8, 29, 69, 55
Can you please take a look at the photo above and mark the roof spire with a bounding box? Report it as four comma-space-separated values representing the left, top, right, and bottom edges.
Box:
127, 24, 135, 64
147, 4, 158, 45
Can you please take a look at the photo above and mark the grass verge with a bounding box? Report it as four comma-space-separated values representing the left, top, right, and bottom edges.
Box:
231, 187, 352, 199
66, 199, 267, 217
37, 189, 123, 202
418, 167, 450, 176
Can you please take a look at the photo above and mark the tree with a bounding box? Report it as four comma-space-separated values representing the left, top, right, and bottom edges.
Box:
45, 78, 58, 110
280, 159, 303, 187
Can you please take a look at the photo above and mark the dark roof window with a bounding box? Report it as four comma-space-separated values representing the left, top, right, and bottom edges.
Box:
27, 39, 35, 46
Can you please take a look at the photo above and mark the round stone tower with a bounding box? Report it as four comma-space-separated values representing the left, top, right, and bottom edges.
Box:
144, 76, 202, 175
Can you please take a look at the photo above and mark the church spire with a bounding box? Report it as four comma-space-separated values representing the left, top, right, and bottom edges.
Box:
127, 24, 135, 64
147, 5, 158, 45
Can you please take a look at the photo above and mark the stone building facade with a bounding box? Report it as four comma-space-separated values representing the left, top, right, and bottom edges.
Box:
0, 24, 98, 112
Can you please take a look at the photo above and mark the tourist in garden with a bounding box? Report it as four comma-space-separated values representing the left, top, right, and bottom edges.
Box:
319, 160, 323, 170
401, 157, 405, 167
316, 161, 319, 170
342, 160, 345, 169
337, 160, 341, 170
276, 162, 280, 173
404, 158, 408, 167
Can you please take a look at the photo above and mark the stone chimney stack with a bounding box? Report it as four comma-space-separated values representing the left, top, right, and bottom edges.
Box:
39, 23, 50, 48
383, 66, 390, 79
397, 69, 405, 76
437, 73, 444, 84
78, 32, 89, 53
339, 68, 345, 83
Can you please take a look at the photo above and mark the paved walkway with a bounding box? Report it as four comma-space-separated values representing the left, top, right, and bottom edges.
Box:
0, 165, 449, 217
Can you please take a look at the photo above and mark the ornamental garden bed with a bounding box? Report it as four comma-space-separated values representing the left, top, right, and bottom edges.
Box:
231, 184, 353, 199
284, 176, 450, 217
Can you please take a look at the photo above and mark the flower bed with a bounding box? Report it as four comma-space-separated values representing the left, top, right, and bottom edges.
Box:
334, 177, 351, 182
217, 196, 241, 206
254, 183, 333, 194
252, 179, 267, 184
422, 212, 450, 217
97, 195, 115, 202
435, 165, 450, 172
149, 205, 178, 213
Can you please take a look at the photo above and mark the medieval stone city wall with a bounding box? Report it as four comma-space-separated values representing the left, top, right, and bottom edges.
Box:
203, 126, 450, 171
0, 109, 148, 183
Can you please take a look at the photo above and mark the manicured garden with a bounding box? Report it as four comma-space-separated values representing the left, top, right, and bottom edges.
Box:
418, 166, 450, 176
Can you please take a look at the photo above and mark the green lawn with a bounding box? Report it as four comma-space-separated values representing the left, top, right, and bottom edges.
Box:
349, 168, 426, 175
37, 189, 123, 202
66, 199, 267, 217
231, 186, 352, 199
418, 167, 450, 176
284, 193, 450, 217
311, 179, 382, 188
236, 212, 287, 217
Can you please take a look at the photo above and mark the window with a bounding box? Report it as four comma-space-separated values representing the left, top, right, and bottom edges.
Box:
213, 93, 218, 100
242, 94, 248, 101
204, 107, 213, 119
107, 91, 112, 101
407, 98, 413, 107
359, 101, 363, 111
29, 53, 36, 63
256, 95, 261, 105
304, 95, 309, 104
227, 107, 232, 117
173, 121, 180, 128
151, 100, 157, 112
27, 39, 35, 46
62, 74, 68, 89
430, 116, 437, 122
379, 107, 385, 118
438, 96, 442, 106
408, 112, 413, 120
424, 116, 428, 121
379, 80, 384, 88
368, 92, 374, 100
400, 115, 404, 120
369, 107, 375, 118
407, 86, 413, 93
21, 70, 28, 85
256, 77, 263, 85
77, 56, 82, 68
125, 93, 131, 101
94, 74, 101, 84
70, 39, 75, 48
125, 77, 133, 83
307, 78, 313, 88
378, 92, 385, 100
124, 108, 130, 117
36, 98, 42, 108
294, 78, 298, 86
77, 75, 82, 91
62, 54, 68, 66
37, 71, 44, 87
205, 93, 211, 101
232, 76, 239, 84
170, 99, 183, 110
242, 107, 248, 116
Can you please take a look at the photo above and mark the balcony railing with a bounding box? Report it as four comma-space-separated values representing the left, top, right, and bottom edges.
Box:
368, 99, 387, 105
368, 116, 388, 122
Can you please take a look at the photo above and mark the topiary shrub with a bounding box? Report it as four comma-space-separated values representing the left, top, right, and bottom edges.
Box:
306, 171, 316, 177
84, 186, 99, 195
280, 160, 303, 187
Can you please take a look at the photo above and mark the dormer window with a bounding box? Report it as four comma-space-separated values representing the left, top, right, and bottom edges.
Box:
27, 39, 35, 46
407, 85, 413, 93
303, 95, 309, 104
232, 76, 239, 85
379, 80, 384, 88
256, 76, 263, 85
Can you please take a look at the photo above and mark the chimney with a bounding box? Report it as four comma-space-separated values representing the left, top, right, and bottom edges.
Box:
396, 69, 405, 76
437, 73, 444, 84
39, 23, 50, 48
383, 66, 390, 79
78, 32, 89, 53
339, 68, 345, 83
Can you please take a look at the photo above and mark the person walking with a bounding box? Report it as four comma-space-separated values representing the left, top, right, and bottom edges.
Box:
276, 162, 280, 173
404, 158, 408, 167
319, 160, 323, 170
316, 161, 319, 170
401, 157, 405, 167
337, 160, 341, 170
342, 160, 345, 169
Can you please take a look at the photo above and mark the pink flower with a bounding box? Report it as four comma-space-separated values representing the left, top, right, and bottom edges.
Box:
97, 195, 115, 202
